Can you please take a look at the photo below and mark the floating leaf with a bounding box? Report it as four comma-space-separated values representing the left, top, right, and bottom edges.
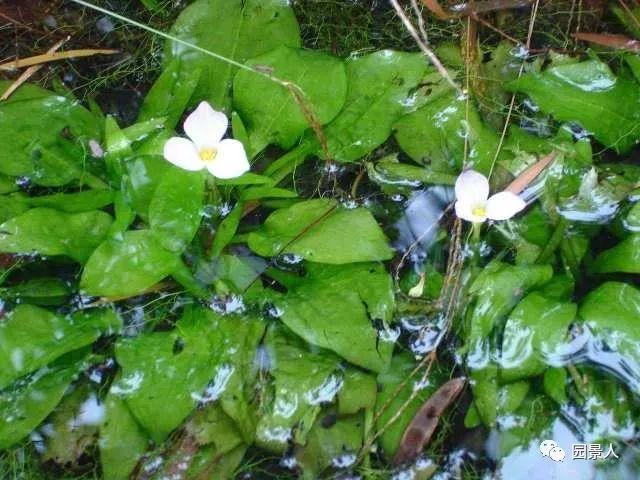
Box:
256, 328, 342, 453
112, 311, 220, 442
25, 189, 114, 213
138, 57, 202, 130
0, 208, 112, 263
500, 292, 576, 382
0, 305, 120, 389
375, 354, 446, 459
271, 263, 395, 372
248, 198, 393, 264
579, 282, 640, 393
0, 81, 101, 185
122, 154, 172, 221
100, 392, 150, 480
165, 0, 301, 110
295, 410, 363, 479
592, 234, 640, 274
81, 230, 180, 298
0, 277, 71, 306
149, 168, 205, 252
0, 352, 86, 449
324, 50, 436, 162
395, 92, 500, 174
508, 60, 640, 153
234, 46, 347, 153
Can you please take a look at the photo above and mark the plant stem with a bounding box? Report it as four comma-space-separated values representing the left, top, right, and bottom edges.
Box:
536, 217, 567, 264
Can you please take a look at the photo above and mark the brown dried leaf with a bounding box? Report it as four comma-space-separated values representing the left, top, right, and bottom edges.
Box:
505, 151, 556, 195
452, 0, 533, 16
421, 0, 454, 20
572, 32, 640, 52
393, 377, 465, 465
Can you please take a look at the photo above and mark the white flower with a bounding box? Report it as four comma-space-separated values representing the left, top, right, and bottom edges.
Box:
454, 170, 526, 223
163, 101, 250, 179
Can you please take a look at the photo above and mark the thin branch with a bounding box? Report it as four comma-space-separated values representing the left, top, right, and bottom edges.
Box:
1, 36, 70, 101
0, 48, 119, 71
390, 0, 462, 94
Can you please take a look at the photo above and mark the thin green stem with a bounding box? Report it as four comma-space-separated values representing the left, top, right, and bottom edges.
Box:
536, 218, 568, 264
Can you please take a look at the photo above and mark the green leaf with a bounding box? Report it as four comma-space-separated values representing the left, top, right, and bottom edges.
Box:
0, 81, 101, 185
165, 0, 301, 110
579, 282, 640, 393
25, 189, 114, 213
112, 307, 262, 443
592, 234, 640, 274
0, 208, 113, 263
0, 305, 120, 389
0, 352, 86, 449
394, 92, 500, 174
466, 261, 553, 343
256, 327, 342, 453
80, 230, 181, 298
508, 60, 640, 153
375, 353, 445, 459
500, 293, 576, 382
367, 159, 457, 187
233, 46, 347, 153
213, 314, 265, 441
324, 50, 436, 163
149, 168, 205, 252
122, 155, 172, 221
138, 57, 201, 130
41, 385, 99, 467
0, 277, 71, 306
188, 403, 243, 454
100, 392, 150, 480
338, 369, 377, 415
295, 411, 363, 479
247, 199, 393, 263
112, 314, 219, 442
271, 263, 395, 372
210, 203, 244, 258
0, 194, 29, 224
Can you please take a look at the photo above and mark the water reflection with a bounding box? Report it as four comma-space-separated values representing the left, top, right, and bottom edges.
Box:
394, 186, 454, 264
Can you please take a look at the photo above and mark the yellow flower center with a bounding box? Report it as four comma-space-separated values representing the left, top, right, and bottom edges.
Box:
199, 147, 218, 163
472, 205, 487, 218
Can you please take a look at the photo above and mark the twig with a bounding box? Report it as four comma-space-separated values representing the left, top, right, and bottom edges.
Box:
488, 0, 541, 179
0, 48, 119, 71
389, 0, 462, 94
411, 0, 430, 43
1, 36, 69, 101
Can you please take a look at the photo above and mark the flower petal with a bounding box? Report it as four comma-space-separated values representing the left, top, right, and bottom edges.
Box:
206, 139, 250, 179
184, 101, 228, 149
486, 191, 526, 220
455, 200, 487, 223
163, 137, 205, 171
455, 169, 490, 206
